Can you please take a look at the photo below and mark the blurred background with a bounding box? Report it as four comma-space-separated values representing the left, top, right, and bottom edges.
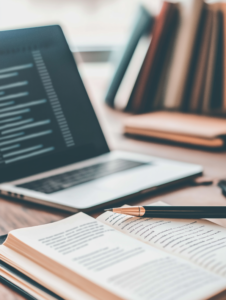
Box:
0, 0, 224, 119
0, 0, 160, 102
0, 0, 161, 59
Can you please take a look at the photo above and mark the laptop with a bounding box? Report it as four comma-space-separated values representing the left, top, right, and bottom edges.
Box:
0, 25, 202, 212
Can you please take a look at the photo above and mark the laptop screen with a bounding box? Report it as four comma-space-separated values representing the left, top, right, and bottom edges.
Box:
0, 25, 109, 183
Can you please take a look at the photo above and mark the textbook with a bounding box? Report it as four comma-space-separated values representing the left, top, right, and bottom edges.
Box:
1, 202, 226, 300
105, 5, 153, 107
114, 36, 151, 111
129, 1, 179, 114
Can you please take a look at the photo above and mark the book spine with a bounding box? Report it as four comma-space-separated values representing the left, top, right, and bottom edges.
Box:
129, 2, 173, 113
202, 4, 219, 114
222, 3, 226, 113
163, 0, 204, 111
183, 5, 208, 112
104, 5, 153, 107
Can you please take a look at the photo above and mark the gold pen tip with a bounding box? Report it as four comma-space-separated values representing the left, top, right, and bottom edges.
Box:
104, 208, 113, 211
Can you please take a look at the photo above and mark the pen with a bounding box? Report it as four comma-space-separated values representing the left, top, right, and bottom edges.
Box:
104, 206, 226, 218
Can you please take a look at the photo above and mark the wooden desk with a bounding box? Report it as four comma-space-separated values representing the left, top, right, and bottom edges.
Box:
1, 63, 226, 300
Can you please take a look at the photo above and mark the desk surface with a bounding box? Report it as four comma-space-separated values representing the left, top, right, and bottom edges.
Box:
1, 63, 226, 300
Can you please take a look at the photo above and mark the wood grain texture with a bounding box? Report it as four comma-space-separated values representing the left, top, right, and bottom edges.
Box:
0, 197, 70, 235
1, 63, 226, 299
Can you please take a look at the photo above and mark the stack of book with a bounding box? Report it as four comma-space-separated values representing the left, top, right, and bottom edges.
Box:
105, 0, 226, 116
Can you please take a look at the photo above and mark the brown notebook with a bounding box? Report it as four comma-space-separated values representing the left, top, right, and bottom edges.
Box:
124, 111, 226, 148
129, 2, 179, 113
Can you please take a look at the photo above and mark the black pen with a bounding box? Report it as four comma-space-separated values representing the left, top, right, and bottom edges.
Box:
105, 206, 226, 218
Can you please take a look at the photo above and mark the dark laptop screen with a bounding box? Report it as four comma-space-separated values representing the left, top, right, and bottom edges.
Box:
0, 25, 109, 183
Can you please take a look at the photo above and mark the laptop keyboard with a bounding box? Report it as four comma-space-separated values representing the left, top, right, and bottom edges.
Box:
17, 159, 148, 194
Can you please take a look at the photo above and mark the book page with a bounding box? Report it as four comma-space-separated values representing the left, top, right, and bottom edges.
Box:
4, 212, 226, 300
97, 202, 226, 279
0, 245, 97, 300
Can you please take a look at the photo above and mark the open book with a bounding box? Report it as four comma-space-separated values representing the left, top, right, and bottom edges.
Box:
1, 202, 226, 300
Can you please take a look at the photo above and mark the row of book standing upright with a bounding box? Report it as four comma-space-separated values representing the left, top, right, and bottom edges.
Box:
105, 0, 226, 116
